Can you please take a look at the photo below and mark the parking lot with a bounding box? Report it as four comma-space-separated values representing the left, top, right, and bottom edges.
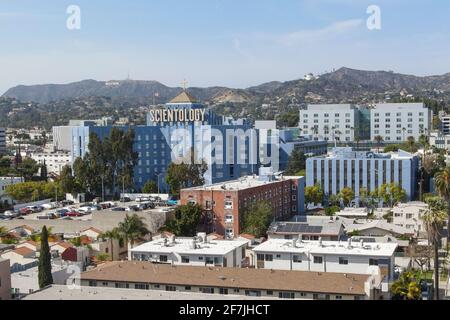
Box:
1, 198, 177, 222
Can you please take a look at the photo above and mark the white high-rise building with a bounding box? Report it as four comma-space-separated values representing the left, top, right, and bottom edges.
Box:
299, 104, 359, 142
370, 103, 431, 142
305, 147, 419, 202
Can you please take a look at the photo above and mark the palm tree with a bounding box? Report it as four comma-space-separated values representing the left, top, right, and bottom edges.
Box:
100, 228, 121, 261
406, 136, 416, 150
117, 214, 150, 260
374, 135, 384, 152
402, 127, 406, 141
422, 196, 449, 300
434, 167, 450, 238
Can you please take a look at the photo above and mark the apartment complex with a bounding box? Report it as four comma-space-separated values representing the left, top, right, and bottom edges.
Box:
299, 103, 431, 144
299, 104, 362, 142
180, 168, 305, 238
253, 238, 397, 280
306, 148, 419, 201
131, 234, 248, 267
0, 127, 6, 155
370, 103, 431, 142
392, 202, 428, 236
80, 261, 383, 300
31, 151, 71, 175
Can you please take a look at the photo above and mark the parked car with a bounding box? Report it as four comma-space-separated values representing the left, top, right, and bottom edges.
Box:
125, 205, 140, 212
56, 208, 70, 217
3, 210, 19, 218
111, 207, 126, 212
120, 196, 131, 203
66, 210, 82, 217
136, 196, 150, 202
37, 212, 57, 220
26, 205, 43, 213
19, 207, 33, 215
0, 214, 12, 220
167, 199, 179, 206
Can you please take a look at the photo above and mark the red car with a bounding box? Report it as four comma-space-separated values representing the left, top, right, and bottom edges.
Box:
66, 211, 82, 217
19, 208, 33, 215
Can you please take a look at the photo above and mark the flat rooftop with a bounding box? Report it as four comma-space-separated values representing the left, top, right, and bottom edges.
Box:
310, 148, 415, 160
131, 237, 248, 256
23, 285, 274, 300
268, 219, 343, 236
80, 261, 369, 296
183, 175, 300, 192
305, 104, 354, 111
253, 239, 397, 257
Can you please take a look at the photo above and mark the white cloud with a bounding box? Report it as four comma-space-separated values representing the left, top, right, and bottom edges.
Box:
280, 18, 364, 46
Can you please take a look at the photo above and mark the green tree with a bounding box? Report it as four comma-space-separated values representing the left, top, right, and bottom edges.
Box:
374, 135, 384, 152
434, 167, 450, 235
100, 228, 121, 261
117, 214, 150, 253
96, 253, 110, 262
304, 184, 324, 206
38, 226, 53, 289
142, 180, 158, 194
6, 181, 63, 202
422, 196, 449, 300
58, 165, 78, 194
285, 148, 306, 175
164, 203, 203, 236
241, 201, 273, 238
338, 187, 355, 207
166, 149, 208, 196
391, 271, 421, 300
39, 163, 48, 181
17, 158, 39, 181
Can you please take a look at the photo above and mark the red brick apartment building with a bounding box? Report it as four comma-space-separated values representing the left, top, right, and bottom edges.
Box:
180, 172, 305, 239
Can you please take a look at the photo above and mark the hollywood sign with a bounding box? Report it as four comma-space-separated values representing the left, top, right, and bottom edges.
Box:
148, 108, 206, 123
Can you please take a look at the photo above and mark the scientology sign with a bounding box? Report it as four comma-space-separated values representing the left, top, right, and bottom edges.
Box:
149, 108, 206, 123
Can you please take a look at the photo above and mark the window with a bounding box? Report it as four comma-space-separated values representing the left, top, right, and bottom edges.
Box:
225, 215, 233, 223
200, 287, 214, 294
224, 200, 233, 209
160, 255, 168, 262
185, 286, 191, 291
265, 254, 273, 261
165, 285, 176, 292
266, 290, 273, 295
293, 255, 302, 263
219, 288, 228, 295
135, 283, 149, 290
181, 256, 190, 263
335, 295, 342, 300
339, 257, 348, 265
313, 256, 323, 264
89, 281, 97, 287
369, 258, 379, 266
279, 292, 295, 299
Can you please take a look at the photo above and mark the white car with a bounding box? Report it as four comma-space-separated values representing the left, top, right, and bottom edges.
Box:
3, 210, 19, 218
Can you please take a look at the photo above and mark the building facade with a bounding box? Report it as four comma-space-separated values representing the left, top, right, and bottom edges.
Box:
306, 148, 419, 202
299, 104, 360, 142
180, 168, 305, 238
130, 234, 248, 267
31, 151, 71, 175
253, 238, 397, 281
370, 103, 431, 142
392, 201, 428, 236
62, 91, 268, 191
80, 260, 383, 300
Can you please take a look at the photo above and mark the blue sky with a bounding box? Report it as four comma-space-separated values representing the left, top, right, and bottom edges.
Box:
1, 0, 450, 93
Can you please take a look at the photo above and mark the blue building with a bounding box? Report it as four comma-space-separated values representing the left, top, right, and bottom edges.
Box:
69, 91, 264, 192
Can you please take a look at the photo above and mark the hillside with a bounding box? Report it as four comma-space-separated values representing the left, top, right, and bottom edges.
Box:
2, 67, 450, 129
